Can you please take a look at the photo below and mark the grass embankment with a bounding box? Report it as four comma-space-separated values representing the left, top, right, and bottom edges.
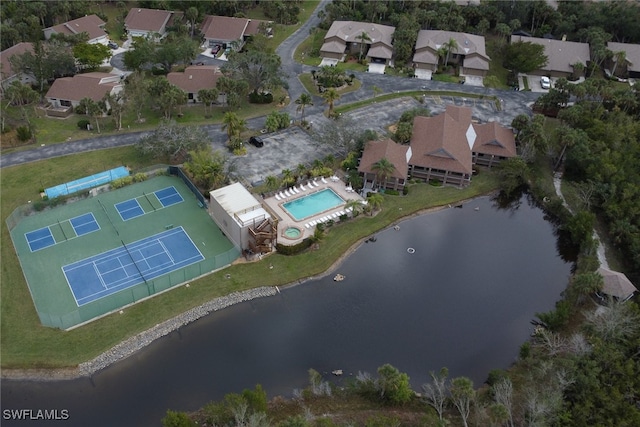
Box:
334, 90, 500, 115
1, 148, 499, 368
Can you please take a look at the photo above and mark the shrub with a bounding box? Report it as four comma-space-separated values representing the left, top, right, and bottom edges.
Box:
276, 238, 312, 255
111, 176, 134, 189
16, 126, 32, 142
519, 341, 531, 359
402, 186, 409, 195
77, 119, 91, 130
248, 91, 273, 104
384, 189, 399, 196
132, 173, 147, 182
232, 146, 247, 156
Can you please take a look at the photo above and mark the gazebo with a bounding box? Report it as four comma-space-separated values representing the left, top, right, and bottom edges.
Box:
597, 267, 638, 302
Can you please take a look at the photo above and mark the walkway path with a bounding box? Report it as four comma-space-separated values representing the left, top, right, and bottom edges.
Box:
552, 171, 609, 269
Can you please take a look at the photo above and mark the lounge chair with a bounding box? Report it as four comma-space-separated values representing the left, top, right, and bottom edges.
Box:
279, 191, 286, 199
331, 175, 339, 182
293, 186, 300, 194
332, 213, 339, 218
284, 190, 291, 197
338, 210, 345, 216
321, 177, 328, 184
313, 180, 319, 187
345, 185, 353, 192
305, 223, 310, 229
345, 207, 353, 212
300, 184, 306, 191
275, 194, 281, 201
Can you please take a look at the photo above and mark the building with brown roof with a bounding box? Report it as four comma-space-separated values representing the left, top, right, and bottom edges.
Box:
320, 21, 395, 72
607, 42, 640, 78
0, 42, 35, 91
167, 66, 224, 103
510, 35, 590, 78
358, 139, 411, 191
43, 15, 108, 44
358, 106, 517, 188
471, 121, 517, 168
413, 30, 490, 80
597, 267, 638, 302
124, 8, 182, 39
200, 15, 256, 50
45, 72, 123, 115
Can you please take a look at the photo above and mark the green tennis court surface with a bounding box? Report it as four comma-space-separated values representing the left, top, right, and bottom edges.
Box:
9, 175, 240, 329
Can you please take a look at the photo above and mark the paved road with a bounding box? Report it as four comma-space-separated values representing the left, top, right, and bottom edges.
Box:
0, 0, 540, 172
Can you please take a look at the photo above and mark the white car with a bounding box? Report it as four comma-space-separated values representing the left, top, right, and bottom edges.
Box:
540, 76, 551, 89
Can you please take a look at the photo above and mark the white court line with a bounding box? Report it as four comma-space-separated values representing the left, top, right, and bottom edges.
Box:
92, 261, 108, 290
158, 240, 175, 264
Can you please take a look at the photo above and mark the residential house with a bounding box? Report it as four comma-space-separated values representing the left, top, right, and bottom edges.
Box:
0, 42, 35, 92
124, 8, 182, 39
510, 35, 590, 78
45, 72, 123, 116
597, 267, 638, 302
359, 106, 516, 188
43, 15, 108, 44
199, 16, 270, 51
607, 42, 640, 78
167, 65, 224, 103
413, 30, 490, 80
320, 21, 395, 73
358, 139, 411, 191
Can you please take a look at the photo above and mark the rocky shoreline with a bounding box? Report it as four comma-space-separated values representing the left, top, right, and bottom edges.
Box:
3, 287, 277, 381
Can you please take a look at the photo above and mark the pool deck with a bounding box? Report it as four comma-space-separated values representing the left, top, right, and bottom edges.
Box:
262, 177, 365, 244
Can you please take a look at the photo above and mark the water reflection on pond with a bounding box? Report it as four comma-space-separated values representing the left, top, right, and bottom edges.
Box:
1, 195, 572, 427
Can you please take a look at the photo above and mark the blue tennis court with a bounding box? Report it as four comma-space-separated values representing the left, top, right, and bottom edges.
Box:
70, 213, 100, 236
156, 186, 183, 207
26, 227, 55, 252
115, 199, 144, 221
62, 227, 204, 306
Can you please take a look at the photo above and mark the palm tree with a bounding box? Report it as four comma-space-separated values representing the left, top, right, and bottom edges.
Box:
322, 88, 340, 116
444, 37, 459, 68
185, 7, 199, 38
356, 31, 372, 61
295, 93, 313, 124
367, 193, 384, 214
371, 157, 396, 189
264, 175, 278, 191
611, 50, 626, 76
221, 111, 245, 141
344, 199, 363, 216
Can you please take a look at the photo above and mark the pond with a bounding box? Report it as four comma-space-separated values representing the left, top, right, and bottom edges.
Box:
1, 195, 572, 427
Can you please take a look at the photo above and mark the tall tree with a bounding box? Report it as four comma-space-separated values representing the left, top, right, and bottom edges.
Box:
371, 157, 396, 188
504, 41, 548, 74
444, 37, 459, 66
295, 92, 313, 123
376, 364, 413, 405
322, 88, 340, 116
123, 36, 156, 70
221, 50, 287, 96
355, 31, 372, 61
73, 42, 112, 70
136, 121, 208, 161
197, 88, 219, 117
422, 367, 449, 422
450, 377, 474, 427
221, 111, 246, 141
123, 71, 148, 123
102, 91, 125, 131
185, 6, 199, 38
611, 50, 627, 76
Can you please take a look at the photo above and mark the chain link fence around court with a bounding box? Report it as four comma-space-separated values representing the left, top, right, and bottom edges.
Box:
37, 247, 240, 330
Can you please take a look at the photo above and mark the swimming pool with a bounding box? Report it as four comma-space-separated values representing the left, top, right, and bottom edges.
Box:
282, 188, 344, 221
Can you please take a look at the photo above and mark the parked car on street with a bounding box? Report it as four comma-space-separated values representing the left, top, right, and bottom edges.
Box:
249, 136, 264, 147
540, 76, 551, 89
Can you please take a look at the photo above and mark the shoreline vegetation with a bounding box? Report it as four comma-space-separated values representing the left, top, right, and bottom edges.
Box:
0, 145, 500, 373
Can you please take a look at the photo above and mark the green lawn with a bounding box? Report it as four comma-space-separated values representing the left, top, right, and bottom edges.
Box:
298, 73, 362, 98
334, 90, 499, 115
1, 146, 499, 368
